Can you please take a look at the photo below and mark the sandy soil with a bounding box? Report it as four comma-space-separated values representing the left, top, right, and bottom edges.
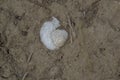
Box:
0, 0, 120, 80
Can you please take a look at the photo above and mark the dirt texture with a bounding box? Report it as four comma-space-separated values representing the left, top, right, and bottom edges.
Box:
0, 0, 120, 80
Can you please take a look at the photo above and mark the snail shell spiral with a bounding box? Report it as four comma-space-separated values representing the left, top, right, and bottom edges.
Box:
40, 17, 68, 50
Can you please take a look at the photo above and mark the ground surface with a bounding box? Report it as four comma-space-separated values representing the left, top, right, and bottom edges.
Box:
0, 0, 120, 80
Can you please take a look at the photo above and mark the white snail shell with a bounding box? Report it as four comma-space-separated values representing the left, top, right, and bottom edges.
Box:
40, 17, 68, 50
